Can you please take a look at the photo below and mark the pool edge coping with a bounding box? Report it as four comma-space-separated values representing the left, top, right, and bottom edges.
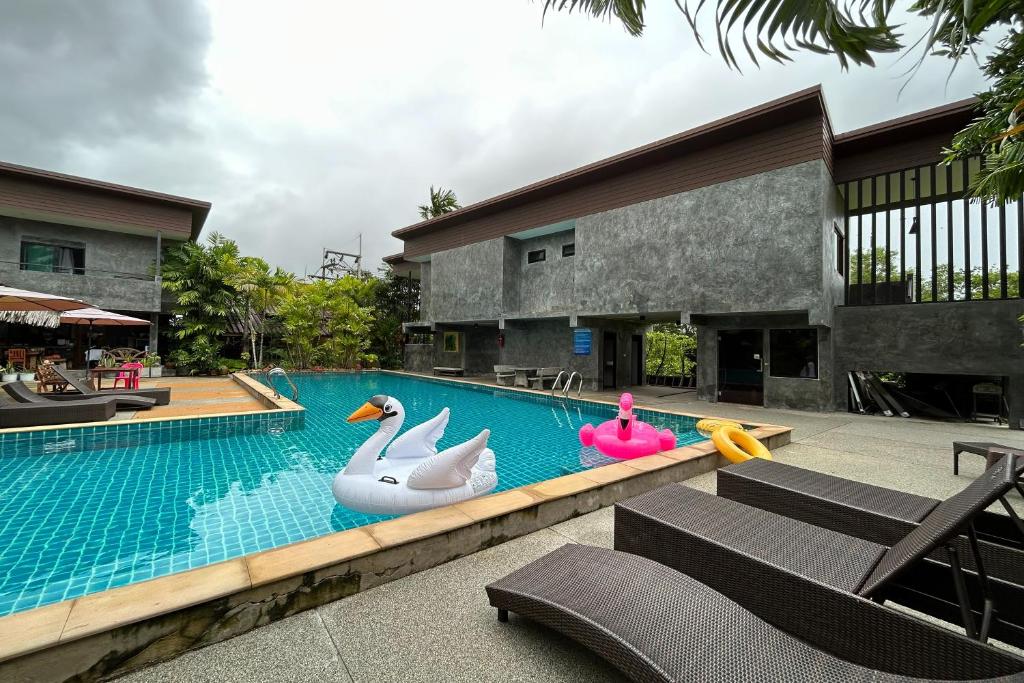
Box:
0, 424, 791, 670
0, 374, 301, 436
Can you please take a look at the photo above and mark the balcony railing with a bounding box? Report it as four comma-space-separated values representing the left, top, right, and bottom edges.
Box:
0, 259, 157, 281
840, 156, 1022, 305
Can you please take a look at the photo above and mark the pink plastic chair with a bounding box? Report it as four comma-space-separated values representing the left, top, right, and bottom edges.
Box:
114, 362, 143, 390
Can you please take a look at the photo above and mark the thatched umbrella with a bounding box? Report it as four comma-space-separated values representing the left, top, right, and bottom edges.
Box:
0, 285, 92, 328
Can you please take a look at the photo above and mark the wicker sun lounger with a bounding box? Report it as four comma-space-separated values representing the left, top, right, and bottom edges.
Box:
615, 454, 1024, 650
0, 392, 116, 428
53, 367, 170, 406
716, 457, 1024, 587
4, 380, 156, 411
487, 544, 1024, 682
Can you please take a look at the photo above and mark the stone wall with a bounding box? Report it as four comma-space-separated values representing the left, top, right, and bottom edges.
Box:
428, 239, 503, 322
694, 312, 836, 411
573, 160, 832, 324
505, 230, 576, 317
834, 299, 1024, 427
402, 344, 433, 373
0, 216, 164, 312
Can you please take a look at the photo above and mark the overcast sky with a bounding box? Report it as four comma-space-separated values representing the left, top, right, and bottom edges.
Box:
0, 1, 998, 276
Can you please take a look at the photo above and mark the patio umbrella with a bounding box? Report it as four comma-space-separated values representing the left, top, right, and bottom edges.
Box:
59, 308, 151, 353
0, 285, 92, 328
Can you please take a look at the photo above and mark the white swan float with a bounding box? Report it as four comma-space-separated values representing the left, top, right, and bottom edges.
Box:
332, 395, 498, 515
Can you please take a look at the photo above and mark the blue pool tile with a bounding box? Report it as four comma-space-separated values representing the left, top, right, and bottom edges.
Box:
0, 373, 709, 617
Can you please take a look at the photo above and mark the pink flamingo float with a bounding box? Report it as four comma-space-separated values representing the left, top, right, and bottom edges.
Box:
579, 392, 676, 460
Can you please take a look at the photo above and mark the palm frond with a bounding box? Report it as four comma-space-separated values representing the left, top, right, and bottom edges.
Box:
543, 0, 901, 69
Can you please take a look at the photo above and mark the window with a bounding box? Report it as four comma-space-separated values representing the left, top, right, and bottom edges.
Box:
527, 249, 546, 263
442, 331, 460, 353
20, 241, 85, 274
561, 243, 575, 257
769, 329, 818, 379
834, 223, 844, 275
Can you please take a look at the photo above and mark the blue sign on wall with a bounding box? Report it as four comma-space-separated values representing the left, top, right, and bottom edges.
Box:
573, 328, 592, 355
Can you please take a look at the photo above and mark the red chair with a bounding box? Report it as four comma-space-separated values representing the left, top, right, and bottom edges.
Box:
114, 362, 144, 390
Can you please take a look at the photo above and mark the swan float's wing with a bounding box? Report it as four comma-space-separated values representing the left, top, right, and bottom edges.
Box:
406, 429, 489, 490
386, 408, 449, 460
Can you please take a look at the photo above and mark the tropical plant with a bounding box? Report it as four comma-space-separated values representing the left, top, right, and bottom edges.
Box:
848, 247, 905, 285
368, 267, 421, 369
542, 1, 1024, 204
277, 277, 376, 369
417, 185, 462, 220
645, 324, 696, 377
161, 232, 242, 373
229, 256, 294, 368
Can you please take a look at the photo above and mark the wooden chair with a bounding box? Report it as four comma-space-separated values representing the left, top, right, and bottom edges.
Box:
35, 362, 69, 394
6, 348, 27, 369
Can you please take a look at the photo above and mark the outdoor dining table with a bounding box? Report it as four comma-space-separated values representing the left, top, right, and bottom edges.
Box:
513, 367, 538, 388
89, 366, 139, 391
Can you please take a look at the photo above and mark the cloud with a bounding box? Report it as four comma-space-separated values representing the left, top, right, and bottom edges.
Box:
0, 1, 210, 158
0, 1, 999, 277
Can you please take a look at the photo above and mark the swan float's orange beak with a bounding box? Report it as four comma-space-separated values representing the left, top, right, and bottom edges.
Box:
347, 402, 383, 423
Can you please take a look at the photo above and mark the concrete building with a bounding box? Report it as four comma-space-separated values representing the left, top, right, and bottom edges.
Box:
388, 86, 1024, 428
0, 160, 210, 359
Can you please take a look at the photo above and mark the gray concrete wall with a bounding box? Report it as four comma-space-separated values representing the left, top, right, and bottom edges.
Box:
765, 326, 834, 411
694, 313, 836, 411
509, 231, 575, 317
573, 160, 831, 324
498, 317, 644, 391
428, 239, 504, 322
834, 300, 1024, 376
463, 325, 499, 374
0, 216, 164, 312
418, 261, 432, 321
429, 325, 499, 375
820, 176, 847, 325
834, 299, 1024, 428
403, 343, 433, 373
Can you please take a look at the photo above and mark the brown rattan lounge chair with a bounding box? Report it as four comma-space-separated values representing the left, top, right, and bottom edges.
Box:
3, 380, 156, 411
615, 454, 1024, 651
716, 456, 1024, 587
0, 391, 116, 428
51, 366, 170, 406
487, 544, 1024, 682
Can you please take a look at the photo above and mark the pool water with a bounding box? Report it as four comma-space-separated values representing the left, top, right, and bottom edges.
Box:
0, 373, 705, 616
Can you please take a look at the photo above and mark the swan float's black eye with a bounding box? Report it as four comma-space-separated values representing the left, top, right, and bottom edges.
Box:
385, 403, 392, 412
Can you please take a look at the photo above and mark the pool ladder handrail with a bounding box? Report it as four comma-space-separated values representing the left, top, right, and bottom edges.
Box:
267, 367, 299, 402
551, 370, 583, 399
565, 371, 583, 399
551, 370, 569, 398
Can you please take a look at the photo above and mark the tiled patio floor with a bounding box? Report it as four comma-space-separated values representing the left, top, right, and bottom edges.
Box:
0, 376, 268, 423
114, 385, 1024, 683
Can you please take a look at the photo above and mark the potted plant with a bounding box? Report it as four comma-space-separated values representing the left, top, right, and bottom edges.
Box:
143, 354, 162, 378
1, 362, 16, 383
17, 366, 35, 382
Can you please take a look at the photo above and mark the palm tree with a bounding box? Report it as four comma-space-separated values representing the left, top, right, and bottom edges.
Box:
541, 1, 1024, 203
417, 185, 462, 220
161, 232, 242, 372
231, 257, 294, 368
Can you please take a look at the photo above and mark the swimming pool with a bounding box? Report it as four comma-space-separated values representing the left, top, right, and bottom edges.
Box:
0, 372, 706, 616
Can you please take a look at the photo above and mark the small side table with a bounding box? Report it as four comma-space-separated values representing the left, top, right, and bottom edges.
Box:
952, 441, 1012, 475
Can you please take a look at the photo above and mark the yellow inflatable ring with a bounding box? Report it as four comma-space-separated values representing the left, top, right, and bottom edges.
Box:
711, 426, 772, 464
695, 418, 743, 438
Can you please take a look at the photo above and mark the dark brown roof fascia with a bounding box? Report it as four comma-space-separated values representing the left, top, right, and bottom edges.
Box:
0, 159, 212, 240
833, 98, 978, 156
392, 85, 827, 240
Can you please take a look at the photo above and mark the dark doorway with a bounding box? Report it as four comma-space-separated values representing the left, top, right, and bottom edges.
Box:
717, 329, 763, 405
602, 331, 617, 389
630, 335, 643, 386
